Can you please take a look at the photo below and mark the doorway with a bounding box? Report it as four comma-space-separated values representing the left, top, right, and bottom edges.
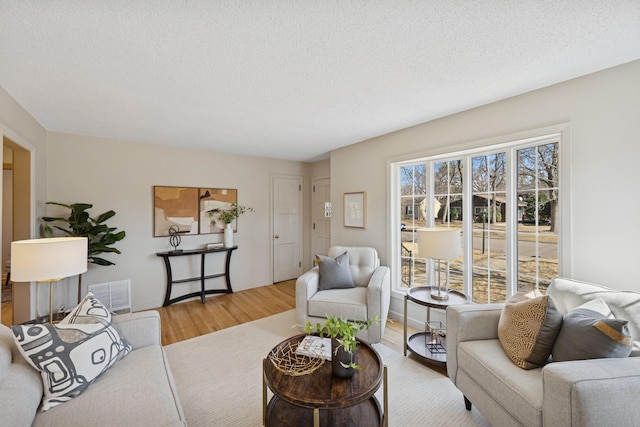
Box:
272, 175, 302, 283
2, 136, 31, 326
311, 177, 331, 263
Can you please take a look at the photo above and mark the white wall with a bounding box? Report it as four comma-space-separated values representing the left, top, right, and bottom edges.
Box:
46, 132, 312, 311
331, 59, 640, 303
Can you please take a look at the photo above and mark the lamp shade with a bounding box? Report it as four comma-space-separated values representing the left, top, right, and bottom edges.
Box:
10, 237, 88, 282
417, 228, 461, 260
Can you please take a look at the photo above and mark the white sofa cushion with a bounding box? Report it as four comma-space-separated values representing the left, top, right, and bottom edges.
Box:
459, 339, 543, 427
0, 324, 43, 427
308, 287, 368, 322
32, 345, 185, 427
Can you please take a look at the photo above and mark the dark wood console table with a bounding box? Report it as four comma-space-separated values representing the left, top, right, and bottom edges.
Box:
156, 246, 237, 307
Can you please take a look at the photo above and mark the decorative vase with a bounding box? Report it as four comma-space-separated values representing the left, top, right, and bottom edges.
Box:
331, 337, 356, 378
223, 224, 233, 247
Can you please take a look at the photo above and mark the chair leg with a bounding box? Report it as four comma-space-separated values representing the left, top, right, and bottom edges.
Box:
464, 396, 472, 411
4, 272, 9, 287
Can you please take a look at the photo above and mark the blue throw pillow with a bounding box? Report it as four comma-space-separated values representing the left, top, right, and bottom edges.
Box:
315, 251, 355, 291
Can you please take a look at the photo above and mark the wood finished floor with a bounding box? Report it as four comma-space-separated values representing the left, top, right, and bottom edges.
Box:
155, 279, 410, 357
3, 278, 433, 371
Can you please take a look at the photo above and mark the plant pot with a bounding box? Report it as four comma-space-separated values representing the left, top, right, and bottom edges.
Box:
331, 337, 356, 378
223, 224, 233, 247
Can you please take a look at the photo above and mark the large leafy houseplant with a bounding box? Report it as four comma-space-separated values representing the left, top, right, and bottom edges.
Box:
42, 202, 126, 301
305, 314, 378, 376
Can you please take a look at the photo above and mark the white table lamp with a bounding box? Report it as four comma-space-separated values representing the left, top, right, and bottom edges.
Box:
11, 237, 88, 323
417, 228, 461, 300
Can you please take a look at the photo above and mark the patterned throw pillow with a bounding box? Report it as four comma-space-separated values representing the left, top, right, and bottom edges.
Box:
552, 299, 632, 362
11, 292, 131, 411
315, 251, 356, 290
498, 287, 563, 369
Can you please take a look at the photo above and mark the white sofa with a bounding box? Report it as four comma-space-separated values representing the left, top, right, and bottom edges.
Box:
0, 311, 186, 427
446, 277, 640, 427
296, 246, 391, 343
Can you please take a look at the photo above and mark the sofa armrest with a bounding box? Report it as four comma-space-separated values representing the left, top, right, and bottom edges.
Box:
365, 266, 391, 343
113, 310, 161, 350
543, 357, 640, 427
446, 303, 503, 383
295, 267, 320, 328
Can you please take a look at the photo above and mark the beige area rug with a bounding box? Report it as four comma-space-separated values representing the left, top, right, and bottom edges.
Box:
165, 310, 489, 427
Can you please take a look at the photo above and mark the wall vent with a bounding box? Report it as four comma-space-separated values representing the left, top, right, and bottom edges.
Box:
88, 279, 132, 315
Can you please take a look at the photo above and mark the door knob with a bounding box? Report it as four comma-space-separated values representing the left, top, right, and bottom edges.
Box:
274, 235, 279, 239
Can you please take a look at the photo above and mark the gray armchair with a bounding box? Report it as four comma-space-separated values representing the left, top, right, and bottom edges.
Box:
295, 246, 391, 343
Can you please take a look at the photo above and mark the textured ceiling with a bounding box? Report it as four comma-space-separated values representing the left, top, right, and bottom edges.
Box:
0, 1, 639, 162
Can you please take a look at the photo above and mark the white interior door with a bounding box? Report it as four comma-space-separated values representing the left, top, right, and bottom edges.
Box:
311, 177, 331, 264
272, 176, 302, 283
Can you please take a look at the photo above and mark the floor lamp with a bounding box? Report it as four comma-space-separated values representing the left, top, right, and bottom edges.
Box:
11, 237, 88, 324
417, 228, 461, 301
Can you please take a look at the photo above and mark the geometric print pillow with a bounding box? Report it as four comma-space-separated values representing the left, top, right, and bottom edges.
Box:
11, 292, 131, 411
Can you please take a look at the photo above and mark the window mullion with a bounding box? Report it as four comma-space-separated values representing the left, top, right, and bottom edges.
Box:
462, 153, 473, 298
506, 147, 518, 298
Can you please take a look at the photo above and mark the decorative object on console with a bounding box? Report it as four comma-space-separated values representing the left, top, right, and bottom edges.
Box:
11, 237, 88, 324
417, 227, 461, 300
42, 202, 126, 303
168, 225, 183, 253
206, 203, 254, 247
11, 292, 131, 411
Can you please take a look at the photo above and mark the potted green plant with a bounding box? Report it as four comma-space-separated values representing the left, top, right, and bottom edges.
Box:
305, 314, 378, 378
42, 202, 126, 302
206, 203, 254, 247
206, 203, 254, 226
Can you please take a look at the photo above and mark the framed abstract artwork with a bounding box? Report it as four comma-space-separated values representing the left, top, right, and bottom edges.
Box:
153, 186, 237, 237
344, 191, 366, 228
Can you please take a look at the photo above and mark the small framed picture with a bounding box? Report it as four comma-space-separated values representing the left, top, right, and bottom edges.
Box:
344, 192, 366, 228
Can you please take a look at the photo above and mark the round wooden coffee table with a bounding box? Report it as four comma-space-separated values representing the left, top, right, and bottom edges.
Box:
263, 334, 387, 427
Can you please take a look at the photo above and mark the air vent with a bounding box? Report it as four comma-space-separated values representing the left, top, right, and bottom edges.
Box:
88, 279, 132, 315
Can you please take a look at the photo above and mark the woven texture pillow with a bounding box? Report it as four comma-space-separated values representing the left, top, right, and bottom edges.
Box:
552, 299, 632, 362
11, 292, 131, 411
315, 251, 356, 291
498, 287, 563, 369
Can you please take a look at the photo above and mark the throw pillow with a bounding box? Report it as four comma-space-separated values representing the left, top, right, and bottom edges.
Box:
552, 299, 632, 362
315, 251, 356, 291
498, 287, 563, 369
11, 292, 131, 411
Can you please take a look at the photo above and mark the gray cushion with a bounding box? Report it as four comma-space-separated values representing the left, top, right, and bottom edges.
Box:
552, 299, 633, 362
12, 292, 131, 411
315, 251, 355, 290
498, 287, 563, 369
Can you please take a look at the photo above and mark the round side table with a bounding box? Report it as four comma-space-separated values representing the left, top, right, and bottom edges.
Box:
403, 286, 469, 366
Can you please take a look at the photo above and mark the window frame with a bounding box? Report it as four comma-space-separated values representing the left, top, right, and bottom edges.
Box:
388, 124, 572, 301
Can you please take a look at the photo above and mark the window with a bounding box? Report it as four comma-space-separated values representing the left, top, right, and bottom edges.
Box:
394, 134, 563, 303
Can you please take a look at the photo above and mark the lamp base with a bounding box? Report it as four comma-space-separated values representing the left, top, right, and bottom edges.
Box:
431, 288, 449, 301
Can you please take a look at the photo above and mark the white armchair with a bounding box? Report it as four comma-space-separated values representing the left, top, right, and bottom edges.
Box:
295, 246, 391, 343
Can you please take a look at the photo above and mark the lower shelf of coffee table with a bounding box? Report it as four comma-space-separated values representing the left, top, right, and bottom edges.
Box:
266, 395, 382, 427
406, 332, 447, 366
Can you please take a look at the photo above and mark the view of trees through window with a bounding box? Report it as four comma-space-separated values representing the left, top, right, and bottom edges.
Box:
398, 139, 559, 303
